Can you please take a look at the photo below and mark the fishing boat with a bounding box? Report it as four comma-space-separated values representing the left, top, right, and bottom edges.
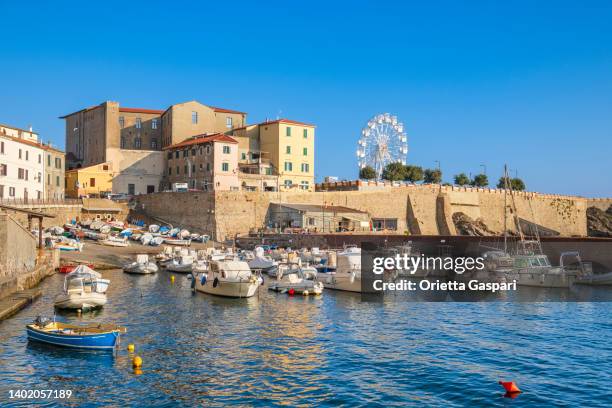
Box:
166, 255, 194, 273
123, 254, 158, 274
150, 236, 165, 246
268, 263, 323, 295
99, 236, 129, 247
192, 259, 261, 298
54, 270, 108, 310
149, 224, 160, 233
53, 240, 84, 252
27, 317, 126, 350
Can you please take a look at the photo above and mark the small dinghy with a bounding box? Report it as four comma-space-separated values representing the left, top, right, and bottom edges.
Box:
164, 238, 191, 246
58, 262, 94, 274
150, 236, 165, 246
149, 224, 160, 233
140, 233, 153, 246
123, 254, 158, 274
27, 317, 126, 350
166, 255, 194, 273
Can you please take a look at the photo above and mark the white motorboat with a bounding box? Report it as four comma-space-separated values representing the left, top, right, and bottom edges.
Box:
268, 263, 323, 295
150, 236, 165, 246
123, 254, 158, 274
164, 238, 191, 246
247, 247, 278, 275
319, 246, 362, 292
166, 255, 194, 273
193, 259, 261, 298
140, 233, 153, 246
149, 224, 160, 233
100, 236, 129, 247
54, 269, 108, 310
509, 252, 581, 288
67, 265, 110, 294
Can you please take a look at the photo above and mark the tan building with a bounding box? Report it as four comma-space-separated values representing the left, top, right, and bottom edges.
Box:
42, 145, 65, 199
230, 119, 315, 191
164, 134, 240, 191
160, 101, 246, 148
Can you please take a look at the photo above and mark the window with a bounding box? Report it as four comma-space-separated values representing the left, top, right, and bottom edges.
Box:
0, 164, 6, 176
102, 164, 109, 170
121, 137, 126, 149
284, 180, 292, 187
372, 218, 398, 231
136, 118, 142, 129
0, 185, 3, 198
128, 184, 135, 195
38, 154, 41, 163
90, 178, 96, 187
301, 163, 310, 172
222, 163, 229, 172
168, 167, 172, 175
148, 139, 156, 149
152, 119, 158, 129
241, 152, 246, 160
47, 154, 51, 166
183, 150, 188, 158
284, 162, 293, 171
286, 127, 291, 137
191, 149, 196, 156
192, 111, 198, 124
300, 181, 309, 190
56, 175, 60, 186
18, 168, 25, 179
286, 146, 291, 154
26, 151, 29, 161
37, 172, 41, 183
184, 165, 188, 174
206, 163, 211, 171
206, 145, 211, 155
176, 166, 180, 174
47, 174, 51, 184
226, 116, 233, 128
175, 151, 179, 159
192, 164, 196, 173
135, 138, 141, 149
119, 116, 125, 128
303, 129, 308, 138
265, 167, 273, 175
303, 147, 308, 156
19, 149, 22, 159
223, 145, 231, 154
167, 152, 173, 160
0, 141, 4, 154
9, 186, 15, 197
147, 185, 155, 194
55, 157, 62, 168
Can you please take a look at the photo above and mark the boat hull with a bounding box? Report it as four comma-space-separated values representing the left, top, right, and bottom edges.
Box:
194, 276, 259, 298
54, 293, 107, 310
320, 273, 362, 293
26, 326, 120, 350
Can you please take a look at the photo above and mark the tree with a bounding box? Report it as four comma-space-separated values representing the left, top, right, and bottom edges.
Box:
359, 165, 376, 180
497, 176, 526, 191
381, 162, 406, 181
454, 173, 470, 186
423, 168, 442, 184
404, 165, 424, 183
471, 173, 489, 187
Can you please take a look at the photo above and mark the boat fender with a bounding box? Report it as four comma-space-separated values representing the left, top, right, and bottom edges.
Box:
201, 275, 207, 286
349, 271, 356, 284
260, 276, 265, 286
190, 276, 196, 289
213, 277, 219, 288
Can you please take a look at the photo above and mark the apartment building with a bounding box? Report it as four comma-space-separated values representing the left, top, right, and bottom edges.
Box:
43, 145, 65, 199
230, 119, 315, 191
0, 124, 45, 200
164, 134, 240, 191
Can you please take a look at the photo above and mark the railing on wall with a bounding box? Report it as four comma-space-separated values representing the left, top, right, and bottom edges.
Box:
0, 197, 83, 206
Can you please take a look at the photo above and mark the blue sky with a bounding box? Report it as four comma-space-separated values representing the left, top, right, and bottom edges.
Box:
1, 1, 611, 196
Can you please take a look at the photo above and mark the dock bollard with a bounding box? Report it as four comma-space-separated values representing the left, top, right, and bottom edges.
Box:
133, 356, 143, 368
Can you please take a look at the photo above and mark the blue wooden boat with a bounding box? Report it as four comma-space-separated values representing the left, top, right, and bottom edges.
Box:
26, 317, 126, 350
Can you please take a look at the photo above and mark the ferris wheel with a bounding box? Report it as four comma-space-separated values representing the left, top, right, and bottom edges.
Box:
356, 113, 408, 179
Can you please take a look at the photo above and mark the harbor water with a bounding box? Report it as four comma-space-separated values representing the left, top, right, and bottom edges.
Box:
0, 269, 611, 407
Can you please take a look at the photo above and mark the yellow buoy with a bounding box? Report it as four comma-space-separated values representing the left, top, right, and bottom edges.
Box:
127, 344, 135, 352
132, 356, 143, 368
170, 275, 175, 283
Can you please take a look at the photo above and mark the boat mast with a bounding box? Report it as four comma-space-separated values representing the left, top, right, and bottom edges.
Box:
503, 164, 508, 254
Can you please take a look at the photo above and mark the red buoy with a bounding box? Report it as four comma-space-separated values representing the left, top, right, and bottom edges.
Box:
288, 288, 295, 296
499, 381, 521, 393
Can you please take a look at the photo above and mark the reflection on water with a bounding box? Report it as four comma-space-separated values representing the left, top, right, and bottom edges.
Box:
0, 269, 610, 407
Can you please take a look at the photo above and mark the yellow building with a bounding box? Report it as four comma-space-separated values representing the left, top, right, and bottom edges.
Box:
230, 119, 315, 191
65, 162, 113, 198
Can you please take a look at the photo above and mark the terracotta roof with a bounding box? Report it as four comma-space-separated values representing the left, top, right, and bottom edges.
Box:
163, 133, 238, 150
209, 106, 246, 115
0, 133, 46, 150
119, 107, 164, 114
0, 123, 39, 135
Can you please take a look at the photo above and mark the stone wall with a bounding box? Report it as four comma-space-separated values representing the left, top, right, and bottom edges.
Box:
133, 185, 595, 241
0, 212, 37, 278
